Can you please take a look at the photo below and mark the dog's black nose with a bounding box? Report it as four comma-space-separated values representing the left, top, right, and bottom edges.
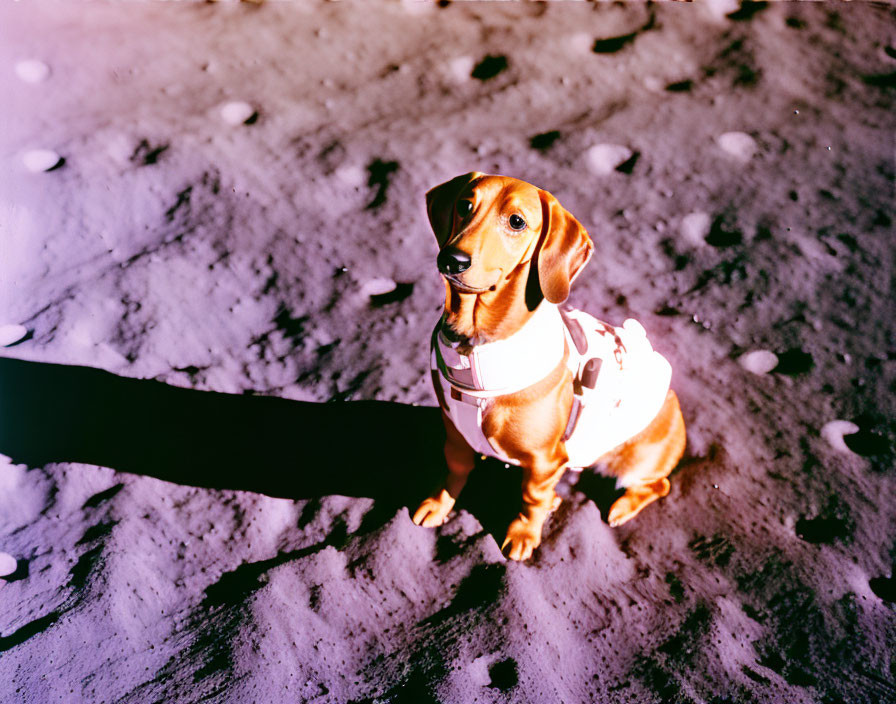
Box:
437, 246, 472, 275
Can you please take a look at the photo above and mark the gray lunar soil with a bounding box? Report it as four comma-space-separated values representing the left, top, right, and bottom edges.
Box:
0, 2, 895, 703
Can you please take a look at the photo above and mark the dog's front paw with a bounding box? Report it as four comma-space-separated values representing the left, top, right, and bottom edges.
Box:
501, 514, 543, 561
412, 489, 456, 528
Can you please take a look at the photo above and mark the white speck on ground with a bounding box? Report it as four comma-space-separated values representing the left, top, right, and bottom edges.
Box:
737, 349, 779, 375
703, 0, 740, 21
219, 100, 256, 125
716, 131, 758, 162
585, 143, 634, 175
14, 59, 50, 83
680, 211, 712, 247
21, 149, 62, 172
0, 552, 17, 577
360, 277, 397, 298
821, 420, 861, 455
0, 325, 28, 347
447, 55, 475, 83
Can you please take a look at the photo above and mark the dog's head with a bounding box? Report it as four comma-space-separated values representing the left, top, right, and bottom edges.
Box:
425, 172, 593, 306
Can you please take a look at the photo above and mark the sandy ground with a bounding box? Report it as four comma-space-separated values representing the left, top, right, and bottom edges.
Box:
1, 2, 894, 703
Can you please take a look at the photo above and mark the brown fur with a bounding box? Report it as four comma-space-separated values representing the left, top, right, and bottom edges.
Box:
413, 173, 687, 561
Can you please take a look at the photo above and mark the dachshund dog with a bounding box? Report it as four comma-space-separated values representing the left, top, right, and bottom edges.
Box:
412, 173, 686, 561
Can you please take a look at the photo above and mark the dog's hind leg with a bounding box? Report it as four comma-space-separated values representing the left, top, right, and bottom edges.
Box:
413, 412, 476, 528
606, 390, 686, 527
607, 478, 672, 527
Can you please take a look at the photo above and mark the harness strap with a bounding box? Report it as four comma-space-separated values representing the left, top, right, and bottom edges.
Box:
562, 397, 582, 442
558, 312, 613, 444
559, 310, 590, 443
430, 327, 448, 411
559, 306, 587, 356
431, 369, 449, 412
432, 308, 671, 470
434, 304, 566, 396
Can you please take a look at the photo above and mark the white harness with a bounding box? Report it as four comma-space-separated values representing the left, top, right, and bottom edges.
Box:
431, 303, 672, 470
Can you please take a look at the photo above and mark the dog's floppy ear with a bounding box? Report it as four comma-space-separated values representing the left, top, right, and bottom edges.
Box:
535, 190, 593, 304
425, 171, 482, 246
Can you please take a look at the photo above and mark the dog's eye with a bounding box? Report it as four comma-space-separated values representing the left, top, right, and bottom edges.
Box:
508, 213, 527, 231
456, 200, 473, 218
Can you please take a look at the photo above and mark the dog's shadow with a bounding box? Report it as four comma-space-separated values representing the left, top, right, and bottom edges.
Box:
0, 357, 449, 514
0, 357, 627, 547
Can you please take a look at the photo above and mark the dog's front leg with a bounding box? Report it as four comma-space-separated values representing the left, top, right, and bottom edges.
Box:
502, 459, 566, 561
413, 412, 475, 528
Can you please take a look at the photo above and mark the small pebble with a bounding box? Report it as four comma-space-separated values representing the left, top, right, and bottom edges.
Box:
0, 324, 28, 347
105, 133, 135, 165
692, 314, 712, 330
642, 76, 664, 92
703, 0, 739, 19
400, 0, 434, 14
15, 59, 50, 83
680, 212, 711, 246
821, 420, 860, 454
335, 165, 366, 188
219, 101, 256, 125
22, 149, 62, 172
569, 33, 594, 54
717, 132, 757, 162
0, 552, 17, 578
585, 144, 633, 175
738, 350, 779, 375
448, 56, 474, 82
360, 278, 397, 297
